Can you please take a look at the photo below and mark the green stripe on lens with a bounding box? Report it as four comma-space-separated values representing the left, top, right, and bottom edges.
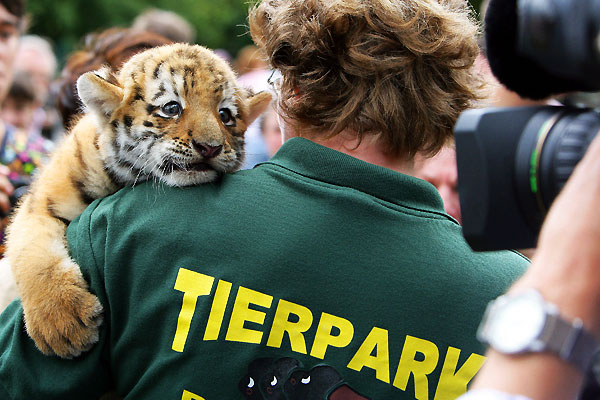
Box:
529, 119, 554, 194
529, 149, 538, 193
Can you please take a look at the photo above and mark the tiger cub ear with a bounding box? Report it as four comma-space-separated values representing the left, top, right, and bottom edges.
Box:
246, 91, 272, 125
77, 68, 124, 118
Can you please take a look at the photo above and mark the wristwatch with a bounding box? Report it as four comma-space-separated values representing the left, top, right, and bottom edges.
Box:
477, 288, 600, 372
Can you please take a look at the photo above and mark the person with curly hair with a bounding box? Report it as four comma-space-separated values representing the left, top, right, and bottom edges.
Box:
250, 0, 485, 159
0, 1, 527, 398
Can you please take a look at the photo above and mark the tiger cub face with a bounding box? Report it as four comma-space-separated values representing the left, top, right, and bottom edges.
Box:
77, 43, 271, 186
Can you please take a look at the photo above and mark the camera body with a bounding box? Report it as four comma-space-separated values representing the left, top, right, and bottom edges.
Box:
454, 0, 600, 251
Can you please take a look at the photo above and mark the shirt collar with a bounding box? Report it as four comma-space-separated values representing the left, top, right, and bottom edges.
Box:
259, 137, 448, 216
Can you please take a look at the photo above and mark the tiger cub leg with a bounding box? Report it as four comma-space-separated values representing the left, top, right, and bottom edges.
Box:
6, 195, 103, 358
5, 125, 114, 358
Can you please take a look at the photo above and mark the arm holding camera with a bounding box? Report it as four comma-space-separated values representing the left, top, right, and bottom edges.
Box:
462, 130, 600, 400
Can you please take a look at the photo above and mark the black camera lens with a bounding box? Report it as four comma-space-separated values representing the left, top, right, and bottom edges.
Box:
515, 109, 600, 229
517, 0, 600, 86
454, 106, 600, 251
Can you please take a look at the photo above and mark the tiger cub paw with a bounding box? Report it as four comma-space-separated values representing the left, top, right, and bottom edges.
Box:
22, 272, 104, 359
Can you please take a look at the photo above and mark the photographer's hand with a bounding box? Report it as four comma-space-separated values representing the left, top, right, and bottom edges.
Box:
467, 130, 600, 400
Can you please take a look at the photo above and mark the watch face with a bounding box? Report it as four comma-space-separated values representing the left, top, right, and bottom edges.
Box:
486, 291, 546, 353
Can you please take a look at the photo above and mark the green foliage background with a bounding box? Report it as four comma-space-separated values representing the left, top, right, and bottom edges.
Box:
26, 0, 484, 65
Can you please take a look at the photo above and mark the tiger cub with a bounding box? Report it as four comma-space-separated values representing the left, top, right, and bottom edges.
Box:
6, 43, 271, 358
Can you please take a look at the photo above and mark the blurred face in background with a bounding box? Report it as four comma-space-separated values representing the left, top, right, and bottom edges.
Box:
14, 48, 55, 104
262, 106, 282, 157
0, 97, 36, 129
414, 146, 462, 223
0, 4, 20, 103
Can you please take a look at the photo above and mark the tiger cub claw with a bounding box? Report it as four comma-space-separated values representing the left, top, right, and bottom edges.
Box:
23, 281, 104, 359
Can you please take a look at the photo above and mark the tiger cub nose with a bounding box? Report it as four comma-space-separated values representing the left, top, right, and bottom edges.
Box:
192, 141, 223, 159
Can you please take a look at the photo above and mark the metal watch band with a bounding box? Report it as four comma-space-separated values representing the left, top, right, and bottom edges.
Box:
478, 289, 600, 373
546, 311, 599, 371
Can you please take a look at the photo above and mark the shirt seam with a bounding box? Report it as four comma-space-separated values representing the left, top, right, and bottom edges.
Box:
260, 162, 457, 222
509, 249, 530, 262
82, 201, 104, 281
70, 199, 109, 311
77, 200, 112, 366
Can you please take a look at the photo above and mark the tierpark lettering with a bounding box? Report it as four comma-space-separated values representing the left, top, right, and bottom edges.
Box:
172, 268, 485, 400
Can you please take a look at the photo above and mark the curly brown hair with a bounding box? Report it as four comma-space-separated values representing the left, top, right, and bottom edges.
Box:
55, 28, 173, 128
249, 0, 484, 157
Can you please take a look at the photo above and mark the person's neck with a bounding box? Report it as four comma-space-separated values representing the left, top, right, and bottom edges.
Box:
294, 129, 415, 175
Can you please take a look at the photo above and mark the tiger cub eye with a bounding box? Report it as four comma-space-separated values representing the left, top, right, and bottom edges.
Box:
162, 101, 182, 117
219, 108, 236, 127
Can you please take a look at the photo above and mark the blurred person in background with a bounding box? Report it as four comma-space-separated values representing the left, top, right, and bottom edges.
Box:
1, 70, 37, 131
0, 0, 24, 308
213, 48, 232, 65
14, 35, 56, 107
234, 44, 268, 77
235, 44, 271, 169
260, 104, 282, 158
0, 34, 56, 207
131, 8, 196, 44
13, 34, 61, 141
0, 0, 23, 121
55, 27, 172, 129
0, 68, 53, 200
414, 144, 461, 223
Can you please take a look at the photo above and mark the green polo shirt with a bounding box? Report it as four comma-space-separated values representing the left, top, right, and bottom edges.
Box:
0, 137, 528, 399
